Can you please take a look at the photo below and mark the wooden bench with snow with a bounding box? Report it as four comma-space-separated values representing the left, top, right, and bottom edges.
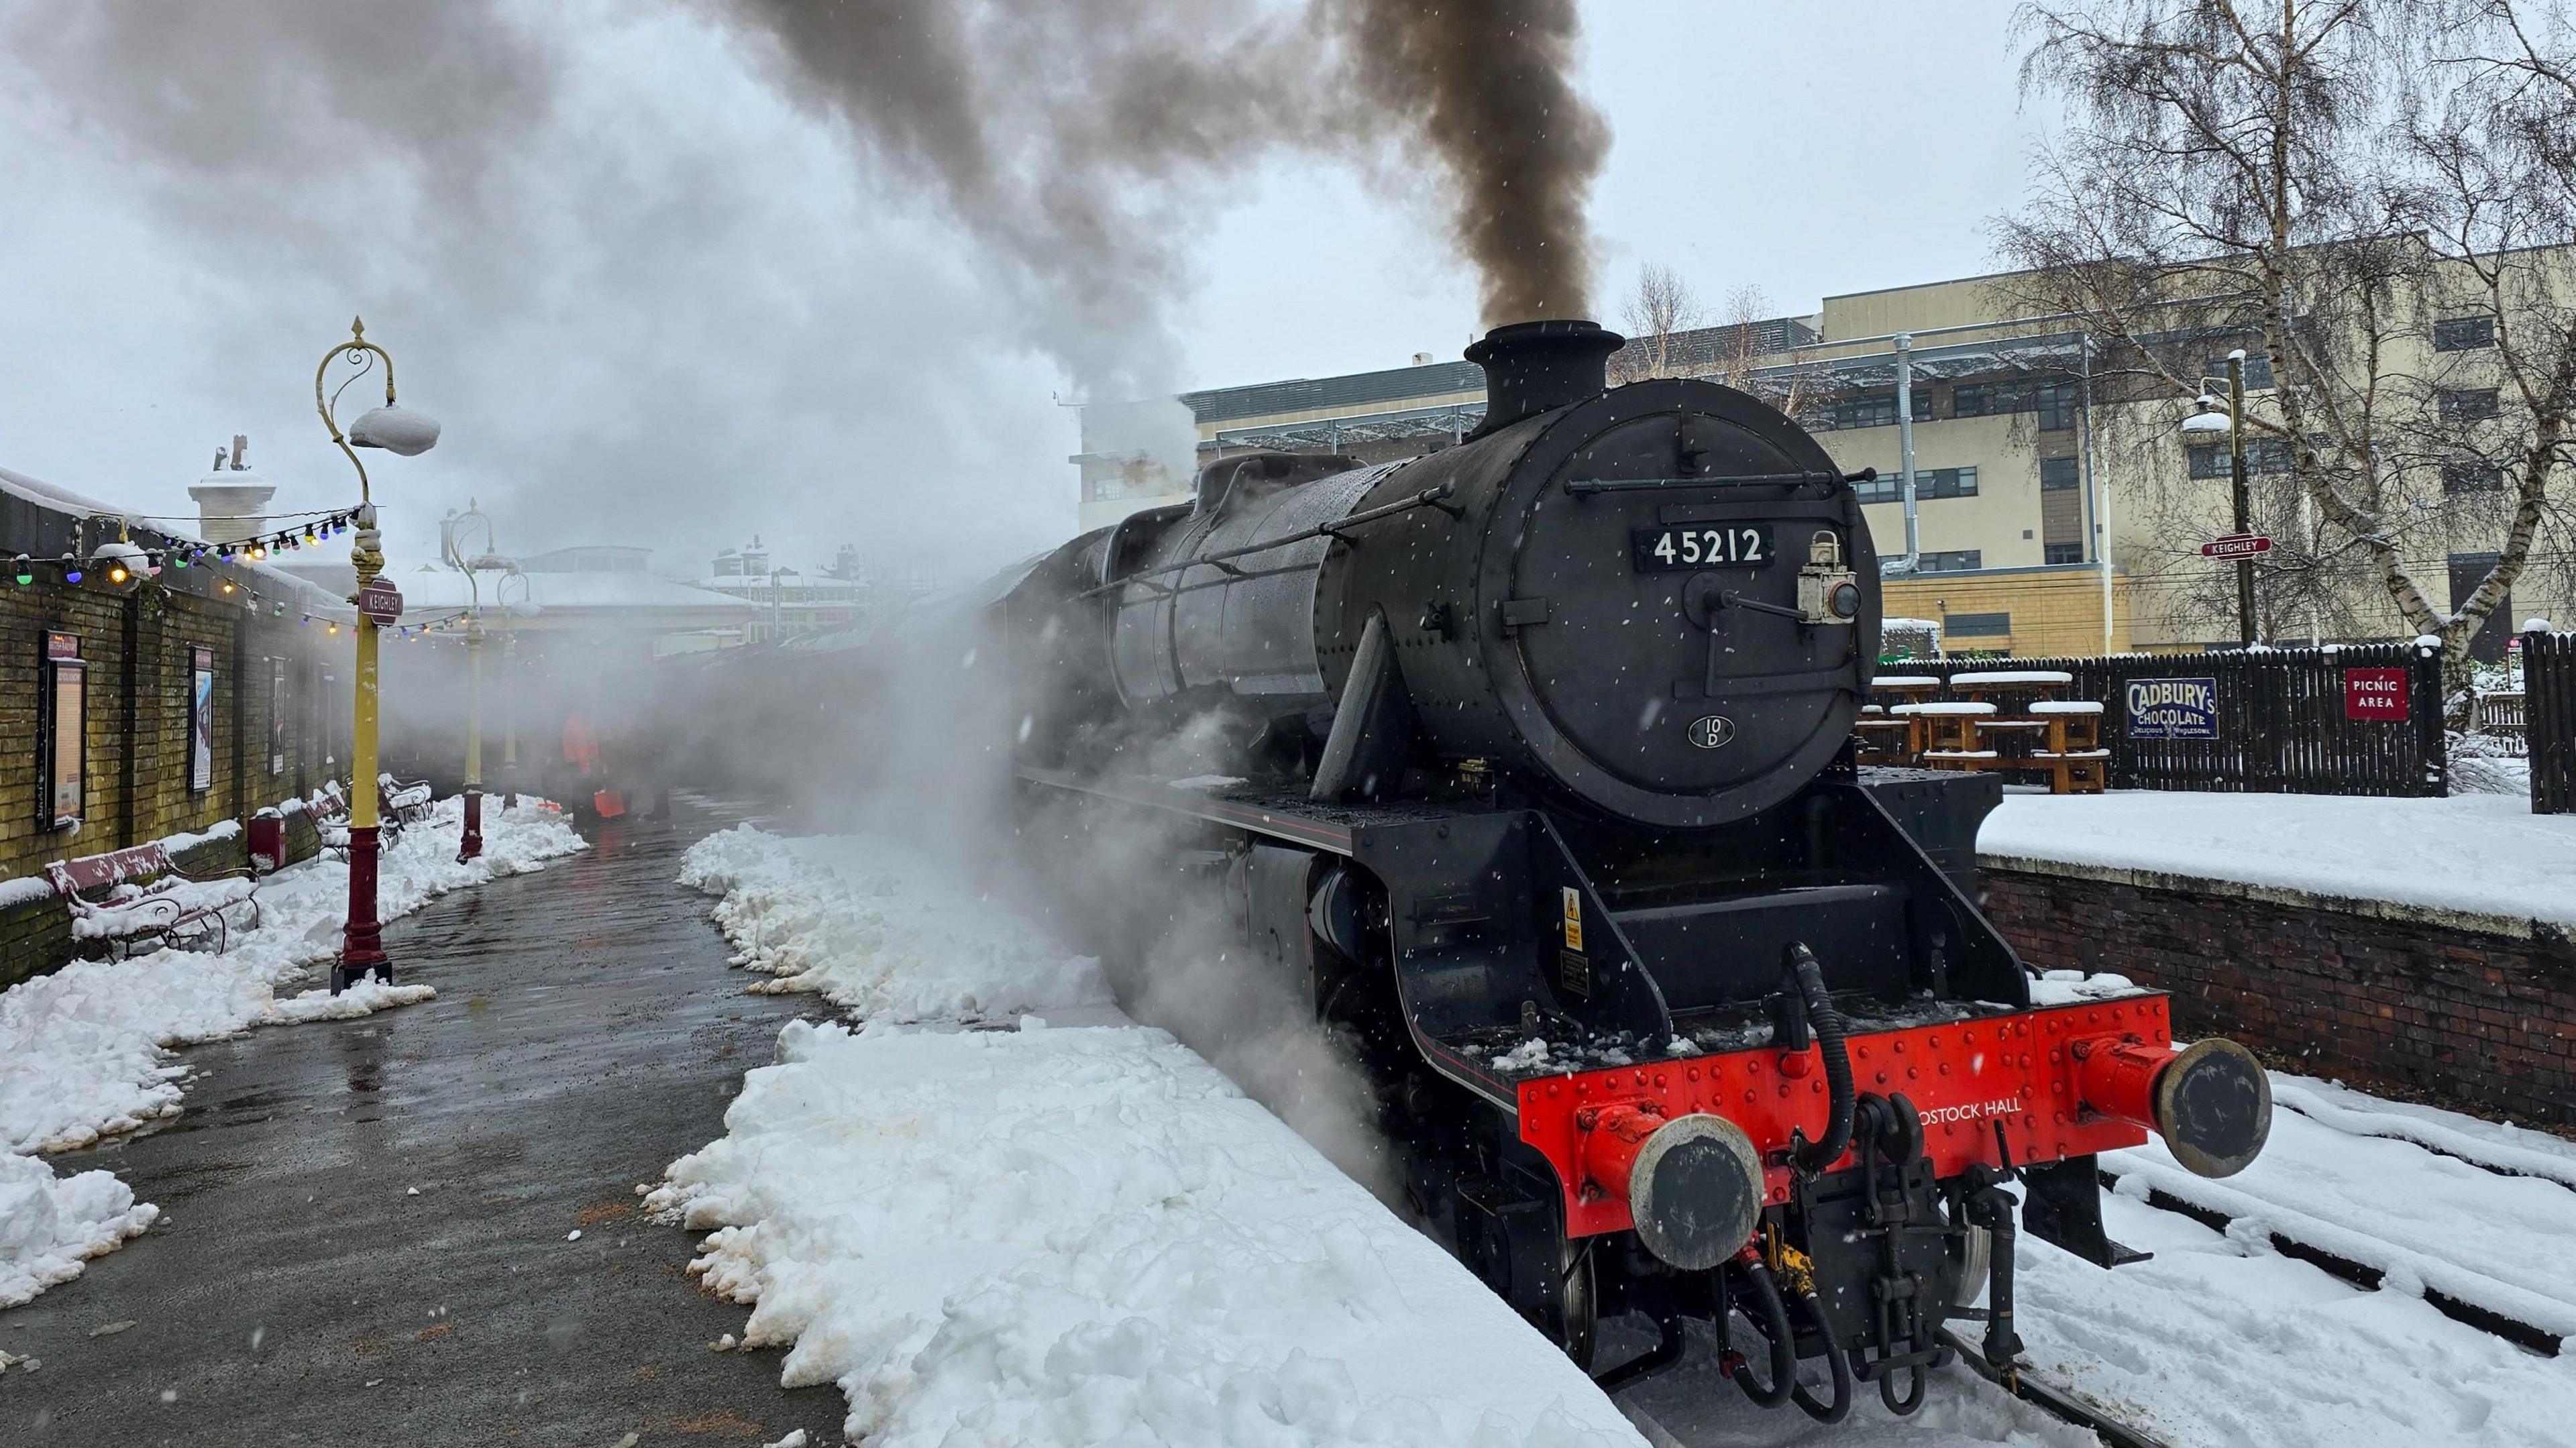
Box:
380, 773, 436, 828
45, 841, 262, 960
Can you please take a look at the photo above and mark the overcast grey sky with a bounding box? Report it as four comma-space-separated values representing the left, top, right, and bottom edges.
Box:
0, 1, 2036, 583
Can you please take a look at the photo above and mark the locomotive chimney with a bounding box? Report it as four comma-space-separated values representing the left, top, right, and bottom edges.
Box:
1464, 319, 1626, 439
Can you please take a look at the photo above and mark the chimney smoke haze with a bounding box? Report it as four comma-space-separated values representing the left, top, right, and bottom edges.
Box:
1, 0, 1610, 573
714, 0, 1612, 353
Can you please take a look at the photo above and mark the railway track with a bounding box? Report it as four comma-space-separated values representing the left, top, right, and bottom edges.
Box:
2097, 1087, 2576, 1359
1937, 1328, 2180, 1448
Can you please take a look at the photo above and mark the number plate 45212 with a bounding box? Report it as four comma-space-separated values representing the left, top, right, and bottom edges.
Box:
1631, 524, 1774, 572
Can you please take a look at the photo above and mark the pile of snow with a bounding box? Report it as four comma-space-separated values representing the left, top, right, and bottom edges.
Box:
1981, 789, 2576, 926
665, 829, 1641, 1446
678, 826, 1112, 1021
0, 794, 584, 1307
2027, 968, 2145, 1007
0, 1153, 156, 1309
652, 1019, 1640, 1448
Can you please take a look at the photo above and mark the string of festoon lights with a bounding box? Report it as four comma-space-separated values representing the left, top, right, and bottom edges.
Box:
9, 506, 491, 644
9, 507, 363, 590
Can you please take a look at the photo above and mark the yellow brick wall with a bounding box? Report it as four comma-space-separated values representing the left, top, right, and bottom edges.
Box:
1882, 568, 2133, 659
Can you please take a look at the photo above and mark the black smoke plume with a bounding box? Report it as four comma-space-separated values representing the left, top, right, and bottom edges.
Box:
709, 0, 1609, 343
1322, 0, 1609, 323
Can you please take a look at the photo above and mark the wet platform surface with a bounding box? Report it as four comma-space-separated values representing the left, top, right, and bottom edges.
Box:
3, 797, 847, 1445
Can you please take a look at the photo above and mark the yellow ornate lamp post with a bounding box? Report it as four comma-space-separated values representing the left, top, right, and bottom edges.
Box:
315, 318, 440, 993
440, 500, 508, 862
495, 569, 531, 810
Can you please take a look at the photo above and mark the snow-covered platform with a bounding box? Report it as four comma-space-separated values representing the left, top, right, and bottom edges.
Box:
1981, 789, 2576, 933
660, 827, 1647, 1447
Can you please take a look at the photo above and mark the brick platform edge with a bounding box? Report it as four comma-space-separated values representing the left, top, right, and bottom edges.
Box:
0, 807, 323, 993
1980, 855, 2576, 1129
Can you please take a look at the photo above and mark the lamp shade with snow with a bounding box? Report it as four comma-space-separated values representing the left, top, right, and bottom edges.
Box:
2180, 398, 2232, 435
91, 539, 154, 591
347, 405, 441, 456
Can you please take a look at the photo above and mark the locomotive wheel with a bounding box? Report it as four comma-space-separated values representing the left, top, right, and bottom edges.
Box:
1951, 1225, 1992, 1308
1560, 1237, 1598, 1369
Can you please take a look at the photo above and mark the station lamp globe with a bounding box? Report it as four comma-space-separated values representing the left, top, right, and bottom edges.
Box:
2180, 395, 2233, 435
347, 404, 442, 456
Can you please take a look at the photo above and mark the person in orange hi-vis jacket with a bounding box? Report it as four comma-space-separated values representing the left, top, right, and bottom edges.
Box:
561, 710, 599, 777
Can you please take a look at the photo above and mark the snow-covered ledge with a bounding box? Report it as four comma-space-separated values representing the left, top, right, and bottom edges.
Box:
1976, 791, 2576, 945
1978, 852, 2566, 944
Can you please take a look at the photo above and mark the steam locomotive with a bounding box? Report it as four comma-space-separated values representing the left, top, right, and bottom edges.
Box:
974, 320, 2273, 1420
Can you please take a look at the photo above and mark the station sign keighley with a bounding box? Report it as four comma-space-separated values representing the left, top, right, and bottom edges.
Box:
2125, 677, 2220, 740
2200, 534, 2273, 560
355, 581, 404, 626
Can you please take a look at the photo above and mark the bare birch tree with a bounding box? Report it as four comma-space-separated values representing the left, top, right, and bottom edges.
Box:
1609, 263, 1705, 383
1998, 0, 2576, 714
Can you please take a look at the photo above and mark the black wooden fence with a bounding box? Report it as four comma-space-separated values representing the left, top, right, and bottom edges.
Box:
2530, 629, 2576, 814
1878, 641, 2447, 796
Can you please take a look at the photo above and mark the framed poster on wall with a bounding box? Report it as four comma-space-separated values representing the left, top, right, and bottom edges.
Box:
191, 646, 216, 793
270, 657, 288, 775
41, 630, 85, 830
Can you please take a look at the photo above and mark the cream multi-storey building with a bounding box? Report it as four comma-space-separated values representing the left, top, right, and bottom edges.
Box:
1072, 264, 2573, 659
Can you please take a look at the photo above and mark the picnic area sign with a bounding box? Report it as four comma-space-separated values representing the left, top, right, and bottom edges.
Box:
2342, 665, 2411, 722
2125, 677, 2220, 740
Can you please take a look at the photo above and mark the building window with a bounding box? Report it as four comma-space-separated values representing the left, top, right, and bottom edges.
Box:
2439, 388, 2501, 422
2441, 459, 2504, 494
2045, 541, 2086, 565
1807, 390, 1919, 431
1949, 376, 2078, 424
2035, 380, 2079, 432
40, 630, 85, 830
2039, 456, 2080, 491
190, 646, 216, 795
2433, 315, 2496, 352
2207, 352, 2275, 389
1917, 549, 1984, 574
2187, 437, 2294, 478
1854, 466, 1978, 504
1945, 610, 2010, 636
1951, 380, 2019, 418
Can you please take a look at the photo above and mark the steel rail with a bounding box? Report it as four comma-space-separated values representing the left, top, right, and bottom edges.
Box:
1935, 1329, 2182, 1448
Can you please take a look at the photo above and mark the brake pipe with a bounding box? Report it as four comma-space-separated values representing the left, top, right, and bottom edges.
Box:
1730, 1251, 1798, 1410
1785, 944, 1855, 1176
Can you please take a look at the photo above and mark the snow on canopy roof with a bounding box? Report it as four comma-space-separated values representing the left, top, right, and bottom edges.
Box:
2, 462, 351, 618
1882, 617, 1942, 634
0, 465, 133, 521
1871, 675, 1943, 687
